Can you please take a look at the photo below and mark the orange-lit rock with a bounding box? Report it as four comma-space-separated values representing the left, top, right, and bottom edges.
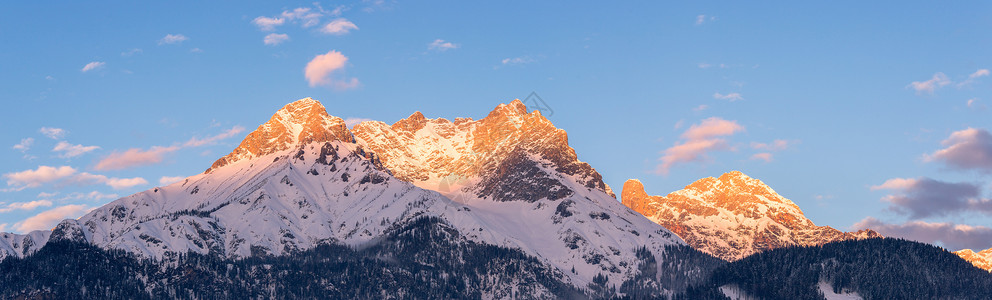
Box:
954, 248, 992, 272
621, 171, 880, 261
206, 98, 351, 173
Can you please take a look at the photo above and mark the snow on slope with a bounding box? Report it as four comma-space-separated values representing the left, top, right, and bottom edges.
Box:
0, 230, 50, 261
622, 171, 880, 261
954, 247, 992, 272
0, 98, 687, 292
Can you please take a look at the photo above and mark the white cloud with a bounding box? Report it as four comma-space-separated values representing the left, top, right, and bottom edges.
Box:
970, 69, 990, 79
428, 39, 458, 51
751, 139, 793, 151
12, 138, 33, 152
908, 72, 951, 94
305, 50, 360, 89
94, 146, 180, 171
657, 117, 745, 174
957, 69, 990, 88
282, 7, 324, 28
252, 16, 285, 31
189, 48, 203, 53
870, 177, 919, 191
52, 141, 100, 158
121, 48, 143, 56
158, 34, 188, 45
105, 177, 149, 190
81, 61, 106, 72
0, 200, 53, 213
263, 33, 290, 46
750, 153, 773, 162
500, 56, 535, 66
320, 18, 358, 35
159, 176, 185, 186
4, 166, 78, 188
183, 126, 245, 147
39, 127, 66, 139
695, 14, 716, 25
2, 165, 147, 190
36, 191, 58, 198
13, 204, 88, 232
713, 92, 744, 101
0, 223, 6, 232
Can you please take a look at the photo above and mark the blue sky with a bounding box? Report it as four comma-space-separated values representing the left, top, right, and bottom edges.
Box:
2, 1, 991, 250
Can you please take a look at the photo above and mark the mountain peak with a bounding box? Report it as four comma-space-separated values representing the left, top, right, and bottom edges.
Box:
206, 97, 351, 172
954, 247, 992, 272
622, 172, 880, 261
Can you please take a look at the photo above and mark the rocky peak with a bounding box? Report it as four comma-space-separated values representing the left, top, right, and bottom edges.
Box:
351, 100, 613, 199
621, 171, 880, 261
206, 98, 351, 173
954, 247, 992, 272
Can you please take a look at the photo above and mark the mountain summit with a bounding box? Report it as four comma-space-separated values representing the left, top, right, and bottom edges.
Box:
621, 171, 880, 261
206, 97, 352, 172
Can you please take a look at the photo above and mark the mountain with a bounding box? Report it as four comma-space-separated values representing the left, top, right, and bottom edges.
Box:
0, 97, 702, 297
679, 238, 992, 299
955, 247, 992, 272
621, 171, 880, 261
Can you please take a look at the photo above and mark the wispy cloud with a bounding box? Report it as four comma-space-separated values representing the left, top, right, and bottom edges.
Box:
695, 14, 716, 25
183, 126, 245, 147
282, 7, 324, 28
52, 141, 100, 158
2, 165, 147, 190
12, 138, 33, 152
501, 56, 535, 66
751, 139, 795, 151
39, 127, 66, 140
924, 127, 992, 173
305, 50, 360, 89
263, 33, 290, 46
121, 48, 143, 57
749, 153, 773, 162
870, 177, 991, 219
966, 98, 985, 110
320, 18, 358, 35
94, 146, 180, 171
105, 177, 149, 189
713, 92, 744, 102
428, 39, 458, 51
252, 16, 285, 31
854, 217, 992, 251
13, 204, 89, 233
158, 176, 185, 186
0, 200, 53, 213
957, 69, 989, 88
692, 105, 709, 112
81, 61, 105, 73
158, 34, 188, 45
656, 117, 744, 175
908, 72, 950, 95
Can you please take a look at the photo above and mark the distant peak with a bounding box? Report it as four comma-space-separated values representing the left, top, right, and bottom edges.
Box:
719, 170, 750, 180
621, 179, 647, 199
391, 111, 429, 132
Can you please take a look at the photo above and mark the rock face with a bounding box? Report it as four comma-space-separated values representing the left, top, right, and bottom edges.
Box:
350, 99, 614, 201
954, 248, 992, 272
621, 171, 880, 261
206, 97, 352, 173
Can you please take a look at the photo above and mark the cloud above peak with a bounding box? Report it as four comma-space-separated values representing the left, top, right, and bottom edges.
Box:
81, 61, 106, 73
428, 39, 458, 51
657, 117, 744, 175
854, 217, 992, 251
908, 72, 950, 94
305, 50, 360, 90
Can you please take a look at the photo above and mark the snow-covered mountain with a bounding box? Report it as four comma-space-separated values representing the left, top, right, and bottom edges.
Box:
955, 247, 992, 272
0, 98, 695, 295
621, 171, 880, 261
